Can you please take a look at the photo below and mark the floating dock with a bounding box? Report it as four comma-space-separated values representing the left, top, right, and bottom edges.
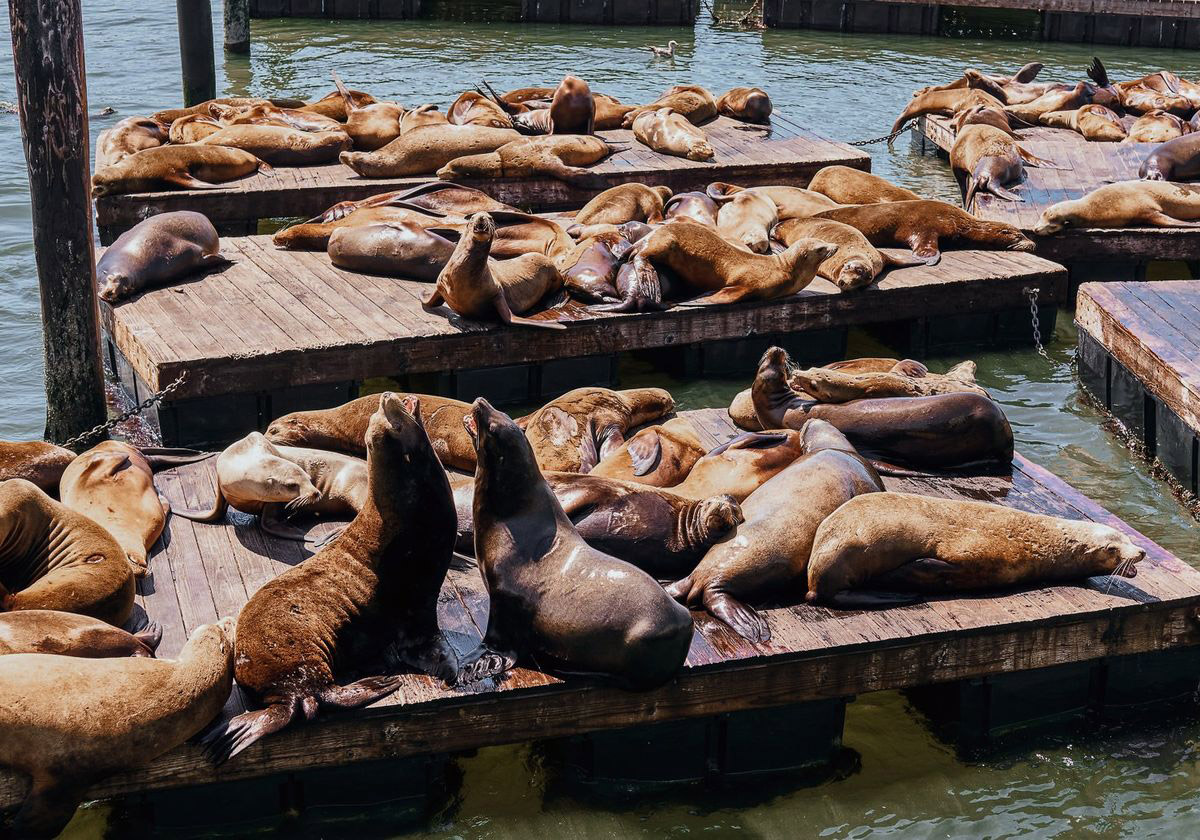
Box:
248, 0, 698, 24
94, 115, 867, 242
1076, 280, 1200, 499
100, 235, 1066, 447
1, 407, 1196, 818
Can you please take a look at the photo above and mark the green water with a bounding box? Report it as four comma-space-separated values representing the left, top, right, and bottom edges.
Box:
0, 3, 1196, 837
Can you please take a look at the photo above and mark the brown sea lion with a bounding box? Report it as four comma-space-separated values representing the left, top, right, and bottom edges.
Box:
950, 124, 1058, 209
437, 210, 575, 258
209, 101, 345, 134
152, 96, 300, 123
0, 619, 235, 838
671, 429, 806, 502
622, 84, 718, 128
1125, 110, 1190, 144
815, 200, 1034, 264
664, 191, 719, 226
573, 183, 673, 227
807, 166, 922, 204
806, 492, 1144, 607
632, 107, 714, 161
667, 419, 883, 641
1039, 104, 1127, 142
1033, 180, 1200, 234
399, 103, 449, 134
716, 87, 772, 124
963, 68, 1055, 106
201, 394, 457, 763
272, 205, 449, 251
714, 188, 779, 253
520, 386, 675, 474
548, 75, 595, 134
0, 610, 160, 658
912, 63, 1043, 98
448, 91, 514, 130
0, 442, 76, 493
593, 93, 637, 130
436, 134, 613, 184
330, 72, 405, 150
707, 182, 839, 221
0, 480, 134, 626
91, 145, 270, 196
167, 113, 225, 144
197, 124, 351, 166
728, 389, 762, 431
791, 360, 985, 401
1115, 81, 1191, 115
557, 231, 627, 302
328, 221, 455, 280
590, 417, 707, 487
422, 213, 564, 329
951, 104, 1020, 138
314, 182, 517, 220
300, 87, 377, 121
95, 116, 168, 169
457, 398, 694, 687
889, 88, 1003, 135
340, 124, 520, 177
587, 253, 669, 313
512, 108, 553, 135
773, 217, 924, 291
1140, 132, 1200, 181
96, 210, 229, 303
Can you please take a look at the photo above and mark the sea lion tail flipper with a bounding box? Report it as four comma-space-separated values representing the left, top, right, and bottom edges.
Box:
307, 526, 346, 549
1018, 147, 1064, 169
1087, 57, 1109, 88
1145, 212, 1200, 228
963, 176, 981, 212
597, 423, 626, 463
202, 252, 235, 268
256, 159, 275, 176
139, 446, 216, 470
134, 620, 163, 654
880, 249, 931, 269
823, 590, 925, 610
317, 675, 403, 709
330, 69, 355, 112
987, 183, 1024, 203
480, 79, 518, 114
1013, 62, 1043, 83
456, 645, 518, 685
705, 431, 789, 456
704, 590, 770, 643
495, 290, 566, 329
172, 476, 229, 523
259, 505, 313, 543
200, 703, 298, 765
163, 173, 225, 190
626, 431, 663, 476
421, 287, 445, 308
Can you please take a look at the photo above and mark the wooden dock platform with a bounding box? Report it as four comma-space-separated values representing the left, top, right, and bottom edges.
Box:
100, 235, 1067, 447
1076, 280, 1200, 498
2, 407, 1196, 813
94, 114, 869, 243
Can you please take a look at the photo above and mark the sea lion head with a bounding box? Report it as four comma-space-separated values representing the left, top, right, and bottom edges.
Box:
468, 212, 497, 245
367, 392, 425, 451
97, 267, 134, 303
991, 224, 1036, 252
624, 388, 676, 426
1075, 522, 1146, 578
465, 398, 541, 511
1033, 200, 1084, 236
834, 257, 875, 291
692, 494, 743, 544
366, 392, 442, 515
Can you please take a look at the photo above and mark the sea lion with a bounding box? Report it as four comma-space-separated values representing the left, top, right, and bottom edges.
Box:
95, 116, 168, 169
328, 221, 455, 281
1115, 80, 1191, 115
632, 107, 714, 161
198, 124, 351, 166
272, 205, 449, 251
594, 93, 637, 130
889, 87, 1004, 135
815, 200, 1034, 264
152, 96, 300, 123
91, 145, 270, 197
0, 479, 135, 626
521, 386, 676, 474
587, 253, 669, 313
201, 394, 457, 763
557, 231, 627, 301
1005, 81, 1098, 122
458, 398, 694, 687
0, 610, 160, 658
331, 72, 405, 150
1140, 132, 1200, 181
622, 84, 718, 128
167, 113, 225, 144
1033, 180, 1200, 234
1125, 110, 1190, 144
667, 420, 883, 641
773, 217, 924, 291
630, 220, 836, 303
670, 429, 806, 502
1039, 104, 1127, 142
715, 188, 778, 253
0, 619, 235, 838
548, 75, 595, 134
752, 347, 1013, 471
311, 182, 516, 221
423, 212, 564, 329
912, 63, 1044, 97
208, 101, 345, 134
399, 103, 450, 134
664, 191, 719, 226
950, 124, 1058, 209
0, 442, 76, 493
951, 104, 1020, 138
590, 417, 707, 487
436, 210, 574, 258
962, 68, 1054, 106
791, 360, 985, 401
807, 166, 922, 204
448, 91, 514, 130
340, 124, 521, 177
58, 441, 168, 578
716, 87, 772, 124
806, 492, 1145, 607
512, 108, 554, 135
728, 389, 762, 431
436, 135, 613, 184
96, 210, 229, 303
707, 182, 838, 221
301, 87, 377, 121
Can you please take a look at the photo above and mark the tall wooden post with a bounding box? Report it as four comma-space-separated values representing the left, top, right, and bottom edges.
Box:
8, 0, 107, 446
177, 0, 216, 106
223, 0, 250, 54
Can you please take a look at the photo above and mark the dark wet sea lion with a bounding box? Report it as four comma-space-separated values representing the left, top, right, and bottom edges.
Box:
0, 442, 76, 493
341, 124, 521, 177
671, 429, 806, 502
588, 253, 668, 313
557, 231, 626, 302
95, 116, 168, 168
436, 134, 613, 185
0, 619, 235, 838
950, 124, 1058, 209
549, 75, 595, 134
715, 188, 777, 253
573, 183, 672, 227
1033, 181, 1200, 235
0, 480, 135, 625
0, 610, 160, 658
520, 386, 676, 473
91, 145, 270, 196
328, 221, 455, 280
633, 107, 714, 161
1140, 132, 1200, 181
806, 492, 1145, 607
951, 104, 1020, 138
202, 395, 456, 763
716, 87, 772, 124
665, 191, 719, 226
773, 217, 924, 291
513, 108, 553, 135
458, 399, 694, 687
96, 210, 229, 303
590, 417, 707, 487
198, 125, 351, 166
807, 166, 921, 204
667, 420, 883, 641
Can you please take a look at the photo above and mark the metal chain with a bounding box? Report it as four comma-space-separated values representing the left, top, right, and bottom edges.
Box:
848, 121, 914, 147
1023, 286, 1051, 361
62, 373, 187, 449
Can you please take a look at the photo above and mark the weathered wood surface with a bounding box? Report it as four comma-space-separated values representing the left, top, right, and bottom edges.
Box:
1, 407, 1195, 809
94, 113, 870, 239
1077, 280, 1200, 435
99, 238, 1066, 401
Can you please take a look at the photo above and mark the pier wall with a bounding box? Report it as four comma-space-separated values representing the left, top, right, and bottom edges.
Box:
248, 0, 698, 23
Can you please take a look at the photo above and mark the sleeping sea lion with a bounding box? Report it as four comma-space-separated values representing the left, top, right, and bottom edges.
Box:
807, 166, 922, 204
572, 183, 672, 227
773, 217, 925, 291
587, 253, 670, 313
1033, 180, 1200, 234
331, 72, 405, 150
590, 417, 707, 487
153, 96, 301, 123
951, 104, 1020, 138
209, 101, 345, 134
707, 182, 838, 221
557, 231, 627, 302
448, 91, 514, 130
0, 610, 159, 658
95, 116, 168, 169
889, 88, 1003, 135
715, 188, 778, 253
96, 210, 229, 303
670, 429, 806, 502
436, 135, 613, 185
198, 124, 351, 166
632, 107, 714, 161
791, 360, 986, 401
1140, 132, 1200, 181
950, 124, 1058, 209
91, 145, 271, 197
716, 87, 772, 124
328, 222, 455, 280
301, 87, 377, 121
1125, 110, 1190, 144
664, 191, 719, 226
1039, 104, 1127, 142
167, 113, 225, 144
0, 441, 76, 493
341, 124, 521, 177
622, 84, 718, 128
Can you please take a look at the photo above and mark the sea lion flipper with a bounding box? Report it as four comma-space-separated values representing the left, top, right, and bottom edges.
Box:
456, 646, 517, 685
259, 505, 312, 543
138, 446, 216, 471
503, 312, 567, 330
879, 250, 929, 269
316, 674, 403, 709
1145, 212, 1200, 228
200, 703, 297, 765
703, 590, 769, 643
705, 431, 789, 456
201, 252, 234, 268
907, 236, 941, 265
987, 184, 1025, 203
172, 475, 229, 523
626, 431, 662, 476
421, 287, 445, 308
1018, 147, 1063, 169
820, 590, 925, 610
163, 172, 223, 190
134, 621, 163, 654
597, 423, 626, 463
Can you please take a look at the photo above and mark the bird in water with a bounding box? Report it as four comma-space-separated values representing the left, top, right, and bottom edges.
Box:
649, 40, 679, 59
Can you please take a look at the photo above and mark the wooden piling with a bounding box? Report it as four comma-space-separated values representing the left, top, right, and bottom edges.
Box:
7, 0, 107, 445
223, 0, 250, 53
176, 0, 216, 106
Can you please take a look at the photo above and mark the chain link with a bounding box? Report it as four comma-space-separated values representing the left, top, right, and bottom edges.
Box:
62, 373, 187, 450
1023, 287, 1051, 361
848, 121, 914, 147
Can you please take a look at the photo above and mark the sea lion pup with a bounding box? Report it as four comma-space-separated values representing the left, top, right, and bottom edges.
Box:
95, 116, 168, 168
622, 84, 718, 128
806, 492, 1145, 607
301, 87, 377, 121
1039, 104, 1127, 142
0, 610, 160, 658
330, 71, 405, 150
91, 145, 270, 196
1033, 180, 1200, 234
951, 104, 1020, 138
716, 87, 772, 124
96, 210, 229, 303
0, 441, 76, 493
715, 188, 778, 253
458, 399, 694, 687
667, 420, 883, 642
888, 87, 1003, 136
632, 107, 714, 161
774, 217, 925, 290
197, 124, 352, 166
202, 394, 457, 763
520, 386, 676, 473
1125, 110, 1190, 144
629, 220, 836, 304
792, 360, 985, 401
751, 347, 1014, 471
423, 213, 565, 329
950, 124, 1059, 209
665, 191, 720, 226
0, 480, 135, 625
807, 166, 922, 204
1140, 132, 1200, 181
0, 618, 235, 838
573, 184, 673, 226
436, 134, 614, 185
328, 222, 455, 281
671, 429, 806, 502
340, 124, 520, 177
590, 417, 707, 487
707, 182, 839, 221
267, 392, 476, 470
815, 200, 1034, 264
58, 441, 169, 578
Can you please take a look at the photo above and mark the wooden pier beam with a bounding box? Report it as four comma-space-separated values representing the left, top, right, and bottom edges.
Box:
177, 0, 216, 106
223, 0, 250, 53
7, 0, 107, 445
